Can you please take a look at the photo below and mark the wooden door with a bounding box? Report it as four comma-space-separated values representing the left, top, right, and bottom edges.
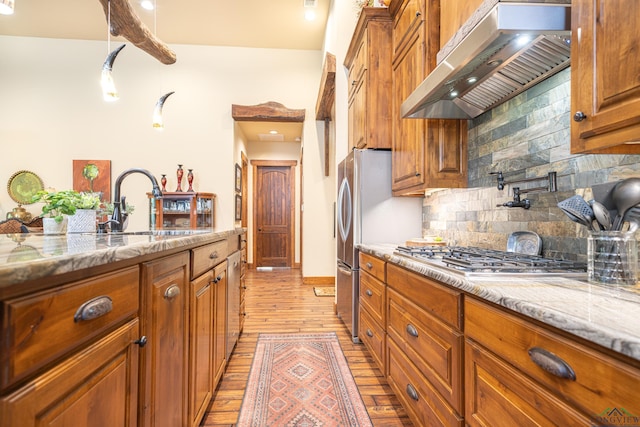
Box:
141, 253, 189, 427
252, 160, 296, 268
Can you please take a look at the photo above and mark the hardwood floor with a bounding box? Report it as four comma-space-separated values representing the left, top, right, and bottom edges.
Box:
200, 268, 412, 426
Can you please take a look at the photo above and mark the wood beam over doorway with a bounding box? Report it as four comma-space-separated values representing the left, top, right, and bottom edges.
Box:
232, 102, 305, 123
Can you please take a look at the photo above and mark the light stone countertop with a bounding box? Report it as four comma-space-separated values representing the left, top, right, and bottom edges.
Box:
359, 243, 640, 363
0, 229, 242, 296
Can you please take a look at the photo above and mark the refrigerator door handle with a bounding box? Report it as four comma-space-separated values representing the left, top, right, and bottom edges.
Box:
337, 177, 352, 243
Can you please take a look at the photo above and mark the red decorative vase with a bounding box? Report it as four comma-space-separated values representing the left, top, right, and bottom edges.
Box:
176, 164, 183, 192
187, 169, 194, 192
160, 174, 167, 192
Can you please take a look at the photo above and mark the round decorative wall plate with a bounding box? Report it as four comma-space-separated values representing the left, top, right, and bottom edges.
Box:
7, 170, 44, 205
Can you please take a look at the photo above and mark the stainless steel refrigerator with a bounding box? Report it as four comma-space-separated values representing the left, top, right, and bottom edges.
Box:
336, 149, 423, 342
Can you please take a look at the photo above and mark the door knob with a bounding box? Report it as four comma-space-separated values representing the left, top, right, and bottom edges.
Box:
573, 111, 587, 122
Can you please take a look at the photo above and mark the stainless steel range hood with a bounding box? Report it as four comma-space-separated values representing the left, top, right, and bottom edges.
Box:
401, 2, 571, 120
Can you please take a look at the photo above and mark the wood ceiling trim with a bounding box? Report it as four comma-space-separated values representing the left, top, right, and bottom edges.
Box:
232, 102, 305, 123
98, 0, 177, 65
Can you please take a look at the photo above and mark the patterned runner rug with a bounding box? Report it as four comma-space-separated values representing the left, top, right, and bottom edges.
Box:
237, 332, 373, 427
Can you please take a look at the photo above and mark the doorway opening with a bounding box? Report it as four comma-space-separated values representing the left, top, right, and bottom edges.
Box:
232, 102, 305, 271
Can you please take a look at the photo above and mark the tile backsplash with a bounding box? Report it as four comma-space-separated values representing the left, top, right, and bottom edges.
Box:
422, 68, 640, 261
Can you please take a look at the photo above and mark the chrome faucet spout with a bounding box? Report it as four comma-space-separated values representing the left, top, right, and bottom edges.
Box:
111, 168, 163, 232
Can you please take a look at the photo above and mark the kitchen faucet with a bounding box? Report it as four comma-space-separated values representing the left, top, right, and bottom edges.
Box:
111, 168, 162, 232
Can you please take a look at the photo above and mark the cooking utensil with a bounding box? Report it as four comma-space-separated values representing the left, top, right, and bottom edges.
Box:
557, 195, 597, 230
610, 178, 640, 230
623, 205, 640, 232
589, 199, 612, 230
506, 231, 542, 255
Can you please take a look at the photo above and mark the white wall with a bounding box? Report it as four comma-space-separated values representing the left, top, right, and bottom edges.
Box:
0, 3, 368, 277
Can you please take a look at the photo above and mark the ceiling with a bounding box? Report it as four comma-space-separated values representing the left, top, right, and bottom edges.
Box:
1, 0, 331, 143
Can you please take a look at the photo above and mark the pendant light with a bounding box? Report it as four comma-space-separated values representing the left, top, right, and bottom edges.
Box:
100, 0, 125, 102
0, 0, 14, 15
152, 91, 174, 129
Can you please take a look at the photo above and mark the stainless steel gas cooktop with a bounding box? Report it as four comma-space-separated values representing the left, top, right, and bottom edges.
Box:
395, 245, 587, 278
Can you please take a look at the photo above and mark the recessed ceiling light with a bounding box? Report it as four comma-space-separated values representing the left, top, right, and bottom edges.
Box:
269, 130, 278, 135
450, 90, 459, 98
467, 77, 478, 84
141, 0, 154, 10
305, 9, 316, 21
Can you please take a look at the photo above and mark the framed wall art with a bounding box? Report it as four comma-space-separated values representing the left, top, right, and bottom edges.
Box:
235, 194, 242, 221
73, 160, 111, 202
235, 163, 242, 193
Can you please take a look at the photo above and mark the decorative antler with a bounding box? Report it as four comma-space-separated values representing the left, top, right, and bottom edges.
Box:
97, 0, 176, 65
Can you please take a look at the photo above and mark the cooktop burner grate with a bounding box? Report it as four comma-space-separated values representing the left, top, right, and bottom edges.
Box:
395, 245, 587, 276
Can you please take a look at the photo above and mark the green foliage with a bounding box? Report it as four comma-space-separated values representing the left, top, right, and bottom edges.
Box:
31, 190, 101, 223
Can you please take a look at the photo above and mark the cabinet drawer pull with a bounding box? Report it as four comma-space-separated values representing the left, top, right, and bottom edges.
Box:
406, 324, 419, 338
164, 285, 181, 300
406, 384, 419, 401
74, 296, 113, 322
134, 336, 147, 347
209, 251, 219, 259
528, 347, 576, 381
366, 262, 373, 269
573, 111, 587, 122
366, 289, 373, 297
366, 329, 374, 338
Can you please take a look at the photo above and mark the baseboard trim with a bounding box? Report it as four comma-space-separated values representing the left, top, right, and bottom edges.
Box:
302, 276, 335, 285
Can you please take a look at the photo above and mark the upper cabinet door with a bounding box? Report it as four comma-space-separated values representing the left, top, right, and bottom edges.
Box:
571, 0, 640, 153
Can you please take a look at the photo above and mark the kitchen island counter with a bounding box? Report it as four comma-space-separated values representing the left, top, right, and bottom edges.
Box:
0, 229, 242, 298
359, 243, 640, 363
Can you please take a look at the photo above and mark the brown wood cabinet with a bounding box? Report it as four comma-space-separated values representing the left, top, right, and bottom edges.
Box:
0, 320, 140, 427
390, 0, 467, 195
239, 232, 247, 333
212, 261, 228, 385
344, 7, 393, 151
571, 0, 640, 153
438, 0, 483, 50
140, 252, 190, 427
358, 252, 387, 374
386, 263, 464, 426
465, 297, 640, 425
189, 269, 214, 427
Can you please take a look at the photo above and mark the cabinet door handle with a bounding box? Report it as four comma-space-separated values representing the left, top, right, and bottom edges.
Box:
74, 296, 113, 322
406, 324, 419, 338
406, 384, 419, 401
366, 329, 374, 338
366, 289, 373, 297
528, 347, 576, 381
573, 111, 587, 122
366, 262, 373, 269
415, 11, 421, 17
164, 284, 181, 300
134, 336, 148, 347
209, 251, 219, 259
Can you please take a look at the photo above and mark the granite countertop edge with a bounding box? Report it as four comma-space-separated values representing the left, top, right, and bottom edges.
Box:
0, 228, 246, 291
359, 243, 640, 362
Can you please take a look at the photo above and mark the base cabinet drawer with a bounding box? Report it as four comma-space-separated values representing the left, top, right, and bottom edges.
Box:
359, 252, 386, 282
465, 339, 592, 427
1, 266, 140, 390
358, 307, 386, 374
359, 269, 386, 326
387, 288, 463, 414
465, 298, 640, 419
387, 337, 463, 427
